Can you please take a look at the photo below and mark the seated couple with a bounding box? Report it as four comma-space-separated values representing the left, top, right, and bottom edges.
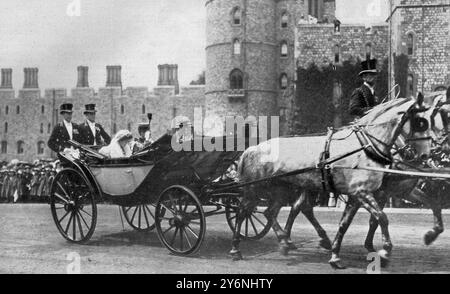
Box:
99, 130, 134, 159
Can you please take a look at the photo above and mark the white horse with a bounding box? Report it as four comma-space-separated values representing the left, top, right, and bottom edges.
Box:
231, 95, 433, 269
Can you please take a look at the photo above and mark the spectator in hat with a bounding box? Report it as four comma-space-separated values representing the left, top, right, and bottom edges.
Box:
79, 104, 111, 146
47, 103, 82, 153
349, 58, 379, 118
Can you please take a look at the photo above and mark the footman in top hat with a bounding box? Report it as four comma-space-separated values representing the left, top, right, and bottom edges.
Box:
47, 103, 82, 153
79, 104, 111, 146
349, 58, 379, 117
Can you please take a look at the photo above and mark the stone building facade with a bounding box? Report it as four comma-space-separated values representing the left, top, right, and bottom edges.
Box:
0, 66, 204, 162
388, 0, 450, 97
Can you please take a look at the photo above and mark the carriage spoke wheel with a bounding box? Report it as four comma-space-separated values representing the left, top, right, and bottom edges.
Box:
121, 204, 157, 232
50, 168, 97, 244
225, 197, 272, 241
155, 185, 205, 255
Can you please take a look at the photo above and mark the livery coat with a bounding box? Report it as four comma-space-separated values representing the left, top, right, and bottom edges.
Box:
47, 122, 82, 153
349, 84, 379, 117
79, 121, 111, 146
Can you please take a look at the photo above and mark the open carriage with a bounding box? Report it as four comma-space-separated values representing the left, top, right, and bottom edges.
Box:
49, 134, 272, 255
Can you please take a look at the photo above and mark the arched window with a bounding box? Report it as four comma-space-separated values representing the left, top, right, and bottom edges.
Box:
1, 141, 7, 154
4, 122, 8, 133
232, 7, 241, 25
40, 123, 44, 134
5, 106, 8, 115
280, 74, 288, 89
334, 44, 340, 63
407, 33, 414, 56
365, 43, 372, 60
41, 105, 45, 114
121, 105, 125, 114
280, 41, 288, 57
16, 105, 20, 114
281, 12, 289, 28
142, 105, 146, 114
37, 141, 45, 155
17, 141, 24, 154
233, 39, 241, 55
230, 69, 244, 90
48, 123, 51, 134
407, 73, 415, 98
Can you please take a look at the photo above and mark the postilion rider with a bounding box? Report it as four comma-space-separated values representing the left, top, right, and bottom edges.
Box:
349, 58, 379, 118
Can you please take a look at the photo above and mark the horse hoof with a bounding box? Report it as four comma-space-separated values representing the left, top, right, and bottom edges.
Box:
364, 243, 376, 253
229, 251, 243, 261
287, 242, 297, 251
378, 250, 390, 268
424, 231, 436, 246
279, 245, 290, 256
319, 238, 332, 251
329, 259, 346, 270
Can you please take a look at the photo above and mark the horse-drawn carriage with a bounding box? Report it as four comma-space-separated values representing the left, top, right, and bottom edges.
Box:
50, 134, 272, 255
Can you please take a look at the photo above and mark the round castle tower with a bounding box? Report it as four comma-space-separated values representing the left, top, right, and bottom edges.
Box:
205, 0, 295, 135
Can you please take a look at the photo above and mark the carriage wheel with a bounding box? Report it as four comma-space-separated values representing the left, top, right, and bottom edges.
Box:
121, 204, 157, 232
155, 185, 206, 255
50, 168, 97, 244
225, 197, 272, 241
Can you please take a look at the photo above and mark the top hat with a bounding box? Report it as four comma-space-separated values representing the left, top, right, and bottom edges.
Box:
358, 59, 378, 76
137, 123, 150, 132
60, 103, 73, 114
84, 104, 97, 114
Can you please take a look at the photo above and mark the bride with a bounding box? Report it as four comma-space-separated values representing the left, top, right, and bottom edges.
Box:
99, 130, 133, 158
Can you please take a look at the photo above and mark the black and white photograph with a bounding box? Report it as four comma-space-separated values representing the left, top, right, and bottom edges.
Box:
0, 0, 450, 277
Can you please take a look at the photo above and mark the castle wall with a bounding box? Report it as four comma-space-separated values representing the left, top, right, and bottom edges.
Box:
0, 82, 204, 162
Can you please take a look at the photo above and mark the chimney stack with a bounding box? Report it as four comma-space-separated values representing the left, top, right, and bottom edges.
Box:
157, 64, 179, 94
106, 65, 122, 87
23, 68, 39, 88
1, 69, 12, 89
77, 66, 89, 88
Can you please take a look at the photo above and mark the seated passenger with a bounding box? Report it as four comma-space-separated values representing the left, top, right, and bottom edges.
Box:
99, 130, 133, 159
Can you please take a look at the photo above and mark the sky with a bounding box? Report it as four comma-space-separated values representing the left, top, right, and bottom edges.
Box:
0, 0, 390, 91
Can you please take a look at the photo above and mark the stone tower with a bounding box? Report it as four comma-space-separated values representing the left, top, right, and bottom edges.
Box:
388, 0, 450, 96
205, 0, 305, 136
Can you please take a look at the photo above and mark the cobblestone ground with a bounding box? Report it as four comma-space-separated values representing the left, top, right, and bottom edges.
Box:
0, 204, 449, 274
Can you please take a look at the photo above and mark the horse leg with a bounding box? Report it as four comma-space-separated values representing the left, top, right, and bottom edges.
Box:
329, 197, 360, 270
229, 189, 258, 261
364, 193, 388, 253
357, 192, 393, 268
424, 204, 444, 245
282, 191, 306, 251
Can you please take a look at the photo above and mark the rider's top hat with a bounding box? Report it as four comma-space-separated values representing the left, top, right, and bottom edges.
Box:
84, 104, 97, 114
358, 59, 378, 76
60, 103, 73, 114
138, 123, 150, 132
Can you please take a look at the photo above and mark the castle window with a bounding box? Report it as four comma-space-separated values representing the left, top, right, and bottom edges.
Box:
281, 12, 289, 28
113, 123, 117, 134
230, 69, 244, 90
281, 41, 288, 57
280, 74, 288, 89
407, 33, 414, 56
40, 123, 44, 134
37, 141, 45, 155
233, 39, 241, 55
127, 122, 131, 130
142, 105, 146, 114
4, 122, 8, 133
334, 44, 340, 63
365, 43, 372, 60
308, 0, 319, 18
121, 105, 125, 114
17, 141, 24, 154
1, 141, 7, 154
16, 105, 20, 114
48, 123, 51, 134
407, 73, 415, 98
232, 7, 241, 25
5, 106, 8, 115
41, 105, 45, 114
